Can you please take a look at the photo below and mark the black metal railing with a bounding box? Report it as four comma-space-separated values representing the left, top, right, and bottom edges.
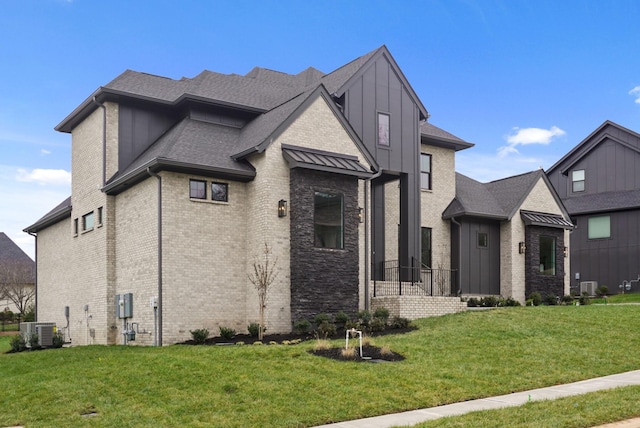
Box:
373, 258, 458, 297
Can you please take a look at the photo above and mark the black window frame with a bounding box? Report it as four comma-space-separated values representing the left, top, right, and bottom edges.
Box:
314, 191, 344, 250
211, 182, 229, 202
572, 169, 585, 193
82, 211, 94, 232
377, 112, 390, 146
420, 153, 432, 190
477, 232, 488, 248
539, 235, 556, 276
421, 227, 432, 268
189, 179, 207, 199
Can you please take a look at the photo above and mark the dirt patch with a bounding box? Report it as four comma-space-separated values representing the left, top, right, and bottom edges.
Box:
310, 344, 405, 362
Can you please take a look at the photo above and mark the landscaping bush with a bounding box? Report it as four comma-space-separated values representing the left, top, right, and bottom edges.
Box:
466, 297, 480, 307
544, 294, 558, 306
189, 328, 209, 344
9, 335, 26, 353
579, 292, 591, 305
528, 292, 542, 306
480, 296, 499, 307
389, 316, 411, 329
247, 322, 262, 337
28, 333, 40, 350
334, 311, 350, 326
596, 285, 609, 297
357, 310, 372, 327
219, 326, 236, 340
369, 317, 386, 333
51, 331, 65, 348
293, 319, 311, 334
500, 297, 521, 307
561, 295, 575, 305
373, 307, 390, 323
316, 320, 336, 339
313, 313, 331, 327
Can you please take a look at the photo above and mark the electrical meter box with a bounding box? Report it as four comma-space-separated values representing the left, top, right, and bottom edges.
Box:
115, 293, 133, 318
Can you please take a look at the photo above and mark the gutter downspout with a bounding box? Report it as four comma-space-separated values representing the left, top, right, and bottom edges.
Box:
364, 169, 383, 310
27, 231, 37, 320
147, 167, 163, 346
451, 216, 462, 296
91, 97, 107, 187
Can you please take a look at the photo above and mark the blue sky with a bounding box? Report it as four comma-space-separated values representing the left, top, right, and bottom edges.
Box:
2, 0, 640, 258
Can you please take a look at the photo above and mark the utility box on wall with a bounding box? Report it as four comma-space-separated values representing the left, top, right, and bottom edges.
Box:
115, 293, 133, 318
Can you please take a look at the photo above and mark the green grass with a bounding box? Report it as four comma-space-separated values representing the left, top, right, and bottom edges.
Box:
591, 292, 640, 304
1, 306, 640, 427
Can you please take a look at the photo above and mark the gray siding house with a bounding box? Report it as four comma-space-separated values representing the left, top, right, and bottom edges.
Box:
547, 121, 640, 294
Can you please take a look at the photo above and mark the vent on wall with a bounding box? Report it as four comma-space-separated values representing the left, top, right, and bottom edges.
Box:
580, 281, 598, 296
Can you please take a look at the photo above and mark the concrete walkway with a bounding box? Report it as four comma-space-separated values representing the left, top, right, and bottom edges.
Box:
313, 370, 640, 428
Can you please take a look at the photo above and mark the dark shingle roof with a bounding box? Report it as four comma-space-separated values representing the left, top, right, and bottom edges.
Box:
24, 196, 72, 233
0, 233, 34, 263
420, 122, 474, 151
444, 170, 555, 221
563, 189, 640, 215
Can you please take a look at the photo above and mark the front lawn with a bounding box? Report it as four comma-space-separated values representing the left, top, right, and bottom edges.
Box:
1, 305, 639, 427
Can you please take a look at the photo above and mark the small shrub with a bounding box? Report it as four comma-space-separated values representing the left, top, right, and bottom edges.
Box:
369, 317, 386, 333
190, 328, 209, 344
389, 316, 411, 329
219, 326, 236, 340
544, 294, 558, 306
373, 307, 390, 322
268, 341, 278, 346
528, 292, 542, 306
313, 313, 331, 326
316, 320, 336, 339
314, 339, 331, 351
579, 292, 591, 305
28, 333, 40, 350
334, 311, 350, 325
380, 345, 393, 356
23, 306, 35, 322
596, 285, 609, 297
344, 319, 359, 330
51, 331, 64, 348
293, 319, 311, 334
480, 296, 499, 307
500, 297, 521, 307
466, 297, 480, 307
357, 310, 372, 327
235, 341, 245, 346
9, 335, 26, 353
247, 322, 261, 337
561, 295, 575, 305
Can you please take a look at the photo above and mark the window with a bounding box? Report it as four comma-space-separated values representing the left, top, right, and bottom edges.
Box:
97, 207, 103, 226
82, 212, 94, 232
189, 180, 206, 199
478, 232, 488, 248
420, 153, 432, 190
421, 227, 432, 268
377, 113, 390, 146
572, 169, 585, 192
73, 218, 78, 236
314, 191, 343, 249
211, 182, 228, 202
588, 215, 610, 239
539, 236, 556, 275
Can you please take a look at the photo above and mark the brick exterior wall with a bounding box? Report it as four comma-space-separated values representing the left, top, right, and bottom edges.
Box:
371, 295, 466, 320
289, 169, 359, 322
524, 226, 565, 298
499, 177, 570, 303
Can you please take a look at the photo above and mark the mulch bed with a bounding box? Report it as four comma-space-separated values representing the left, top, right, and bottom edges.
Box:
179, 326, 415, 362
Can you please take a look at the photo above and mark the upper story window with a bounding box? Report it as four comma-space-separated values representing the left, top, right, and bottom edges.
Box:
377, 113, 390, 146
478, 232, 488, 248
97, 207, 103, 227
82, 212, 94, 232
572, 169, 585, 192
189, 180, 206, 199
73, 218, 78, 236
420, 153, 432, 190
211, 182, 228, 202
314, 191, 343, 249
539, 236, 556, 275
588, 215, 610, 239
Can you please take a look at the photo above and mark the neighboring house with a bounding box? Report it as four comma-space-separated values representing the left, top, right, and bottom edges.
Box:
442, 170, 573, 303
547, 120, 640, 294
25, 46, 473, 346
0, 232, 35, 315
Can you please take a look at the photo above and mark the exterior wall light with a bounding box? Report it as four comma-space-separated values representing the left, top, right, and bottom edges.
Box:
564, 246, 568, 257
278, 199, 287, 217
518, 241, 526, 254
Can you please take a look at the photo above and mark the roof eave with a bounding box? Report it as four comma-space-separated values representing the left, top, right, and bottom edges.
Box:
24, 205, 72, 234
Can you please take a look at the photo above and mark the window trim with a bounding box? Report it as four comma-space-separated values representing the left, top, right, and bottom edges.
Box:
377, 112, 390, 146
73, 218, 79, 236
571, 169, 585, 193
82, 211, 94, 233
97, 206, 103, 227
189, 179, 207, 200
477, 232, 488, 248
588, 215, 611, 240
420, 153, 432, 190
210, 182, 229, 202
314, 191, 344, 250
539, 235, 557, 276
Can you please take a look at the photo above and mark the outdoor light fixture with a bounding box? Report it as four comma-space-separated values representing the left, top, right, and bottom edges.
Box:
278, 199, 287, 217
358, 207, 363, 223
519, 241, 526, 254
564, 246, 568, 257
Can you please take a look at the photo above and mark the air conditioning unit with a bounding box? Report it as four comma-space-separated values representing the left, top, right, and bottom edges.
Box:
19, 322, 56, 347
36, 325, 55, 347
580, 281, 598, 296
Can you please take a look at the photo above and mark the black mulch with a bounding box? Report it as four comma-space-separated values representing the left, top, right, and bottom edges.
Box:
310, 345, 405, 362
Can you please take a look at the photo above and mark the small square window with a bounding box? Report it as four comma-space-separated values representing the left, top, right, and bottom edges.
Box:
377, 113, 390, 146
588, 215, 610, 239
478, 232, 488, 248
82, 212, 94, 231
189, 180, 206, 199
211, 182, 228, 202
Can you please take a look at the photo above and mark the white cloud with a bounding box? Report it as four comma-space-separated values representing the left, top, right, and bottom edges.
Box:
498, 126, 566, 158
16, 168, 71, 186
40, 149, 52, 156
630, 86, 640, 104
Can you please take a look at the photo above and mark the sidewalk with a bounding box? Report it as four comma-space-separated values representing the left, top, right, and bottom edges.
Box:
313, 370, 640, 428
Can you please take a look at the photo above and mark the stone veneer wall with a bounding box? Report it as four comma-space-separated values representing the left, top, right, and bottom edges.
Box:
371, 295, 466, 320
289, 168, 360, 322
524, 225, 565, 298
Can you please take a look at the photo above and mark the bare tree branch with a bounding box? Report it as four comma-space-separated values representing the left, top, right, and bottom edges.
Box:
0, 260, 35, 315
248, 243, 278, 340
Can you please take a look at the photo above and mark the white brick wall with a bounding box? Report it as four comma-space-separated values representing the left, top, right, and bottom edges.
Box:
371, 295, 466, 320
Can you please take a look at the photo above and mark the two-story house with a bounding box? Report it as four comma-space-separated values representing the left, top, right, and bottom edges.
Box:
26, 46, 476, 345
547, 120, 640, 294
